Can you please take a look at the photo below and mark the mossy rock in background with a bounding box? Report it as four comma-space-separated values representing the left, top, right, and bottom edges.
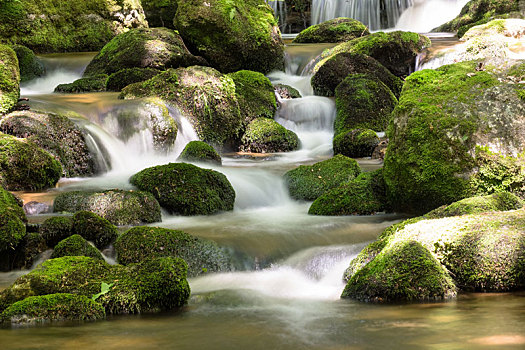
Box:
54, 75, 108, 93
11, 45, 44, 82
293, 17, 370, 44
335, 74, 398, 133
274, 84, 302, 99
0, 110, 98, 177
333, 128, 379, 158
173, 0, 285, 74
311, 52, 403, 98
0, 187, 27, 254
0, 133, 62, 191
53, 189, 161, 226
0, 44, 20, 115
51, 234, 104, 261
115, 226, 234, 277
178, 141, 222, 165
0, 293, 105, 325
40, 216, 73, 248
106, 68, 161, 91
141, 0, 178, 28
240, 118, 299, 153
309, 169, 388, 216
284, 154, 361, 201
71, 211, 118, 249
83, 27, 206, 77
130, 162, 235, 216
342, 240, 457, 302
0, 0, 148, 53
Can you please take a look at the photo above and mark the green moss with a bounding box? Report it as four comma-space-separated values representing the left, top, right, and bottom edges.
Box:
11, 45, 44, 82
0, 44, 20, 114
72, 211, 118, 249
293, 17, 370, 44
333, 128, 379, 158
106, 68, 161, 91
274, 84, 301, 99
40, 216, 73, 247
130, 162, 236, 216
115, 226, 233, 277
141, 0, 178, 28
284, 154, 361, 201
0, 186, 27, 252
54, 75, 108, 93
51, 234, 104, 261
0, 231, 46, 271
0, 293, 105, 325
179, 141, 222, 165
240, 117, 299, 153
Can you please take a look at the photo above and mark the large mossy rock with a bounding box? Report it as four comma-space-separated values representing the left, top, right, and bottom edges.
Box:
284, 155, 361, 201
141, 0, 178, 28
0, 133, 62, 191
1, 110, 98, 177
51, 234, 104, 261
240, 118, 299, 153
342, 240, 457, 302
0, 293, 105, 325
53, 190, 161, 226
11, 45, 44, 82
311, 31, 430, 78
0, 0, 147, 53
293, 17, 370, 44
383, 61, 525, 214
311, 52, 403, 98
0, 187, 26, 253
83, 27, 206, 77
335, 74, 398, 133
173, 0, 285, 74
130, 163, 235, 216
0, 44, 20, 115
54, 75, 108, 93
333, 128, 379, 158
115, 226, 233, 277
106, 68, 160, 91
178, 141, 222, 165
0, 255, 190, 314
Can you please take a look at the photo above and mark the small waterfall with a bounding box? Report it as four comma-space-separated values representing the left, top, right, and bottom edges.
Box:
395, 0, 470, 32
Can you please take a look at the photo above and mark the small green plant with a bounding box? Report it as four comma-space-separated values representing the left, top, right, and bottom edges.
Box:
92, 282, 114, 301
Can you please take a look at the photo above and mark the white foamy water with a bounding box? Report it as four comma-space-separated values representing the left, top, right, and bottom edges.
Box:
395, 0, 470, 32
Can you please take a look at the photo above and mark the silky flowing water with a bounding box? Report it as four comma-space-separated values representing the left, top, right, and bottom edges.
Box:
1, 35, 525, 349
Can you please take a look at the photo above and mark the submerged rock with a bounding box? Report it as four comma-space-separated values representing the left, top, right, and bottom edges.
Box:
11, 45, 44, 82
179, 141, 222, 165
240, 117, 299, 153
293, 17, 370, 44
51, 234, 104, 261
0, 44, 20, 115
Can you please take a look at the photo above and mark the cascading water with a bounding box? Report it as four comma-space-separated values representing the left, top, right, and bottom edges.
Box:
395, 0, 470, 32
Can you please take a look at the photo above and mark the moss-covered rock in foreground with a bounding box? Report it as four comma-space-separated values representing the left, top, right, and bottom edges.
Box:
0, 44, 20, 115
309, 169, 387, 216
179, 141, 222, 165
333, 128, 379, 158
54, 75, 108, 93
11, 45, 44, 82
293, 17, 370, 44
53, 189, 161, 226
130, 163, 235, 216
284, 155, 361, 201
173, 0, 285, 74
115, 226, 233, 277
0, 231, 46, 272
240, 118, 299, 153
51, 234, 104, 261
0, 293, 105, 325
342, 240, 457, 302
0, 186, 26, 253
106, 68, 161, 92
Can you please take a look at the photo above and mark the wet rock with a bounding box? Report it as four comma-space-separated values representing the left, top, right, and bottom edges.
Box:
23, 201, 51, 215
240, 117, 299, 153
54, 75, 107, 93
333, 129, 380, 159
274, 84, 302, 99
11, 45, 45, 82
51, 234, 104, 261
179, 141, 222, 165
293, 17, 370, 44
0, 45, 20, 115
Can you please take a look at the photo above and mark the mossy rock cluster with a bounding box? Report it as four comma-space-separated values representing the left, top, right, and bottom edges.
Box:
284, 155, 361, 201
53, 189, 161, 226
173, 0, 285, 74
0, 44, 20, 115
11, 45, 44, 82
130, 162, 235, 216
0, 0, 147, 53
293, 17, 370, 44
240, 118, 299, 153
333, 129, 379, 158
115, 226, 233, 277
178, 141, 222, 165
383, 61, 525, 214
0, 110, 98, 177
106, 68, 161, 92
51, 234, 104, 261
55, 75, 108, 93
0, 255, 190, 315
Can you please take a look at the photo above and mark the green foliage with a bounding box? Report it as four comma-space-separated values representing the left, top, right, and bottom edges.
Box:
293, 17, 369, 44
92, 282, 114, 301
179, 141, 222, 165
240, 117, 299, 153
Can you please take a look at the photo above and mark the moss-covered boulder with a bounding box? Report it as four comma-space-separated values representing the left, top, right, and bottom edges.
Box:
121, 66, 242, 148
335, 74, 398, 133
383, 61, 525, 214
293, 17, 370, 44
0, 255, 190, 314
0, 293, 105, 325
1, 110, 98, 177
0, 187, 26, 254
54, 75, 108, 93
173, 0, 285, 74
106, 68, 160, 91
240, 118, 299, 153
342, 240, 457, 302
309, 169, 387, 216
141, 0, 178, 28
72, 211, 118, 249
40, 216, 73, 248
0, 0, 147, 53
179, 141, 222, 165
115, 226, 233, 277
83, 27, 206, 77
0, 44, 20, 115
311, 52, 403, 98
284, 155, 361, 201
51, 234, 104, 261
11, 45, 44, 82
333, 128, 379, 158
0, 231, 47, 272
130, 162, 235, 215
311, 31, 430, 78
0, 133, 62, 191
274, 84, 302, 99
53, 189, 161, 226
